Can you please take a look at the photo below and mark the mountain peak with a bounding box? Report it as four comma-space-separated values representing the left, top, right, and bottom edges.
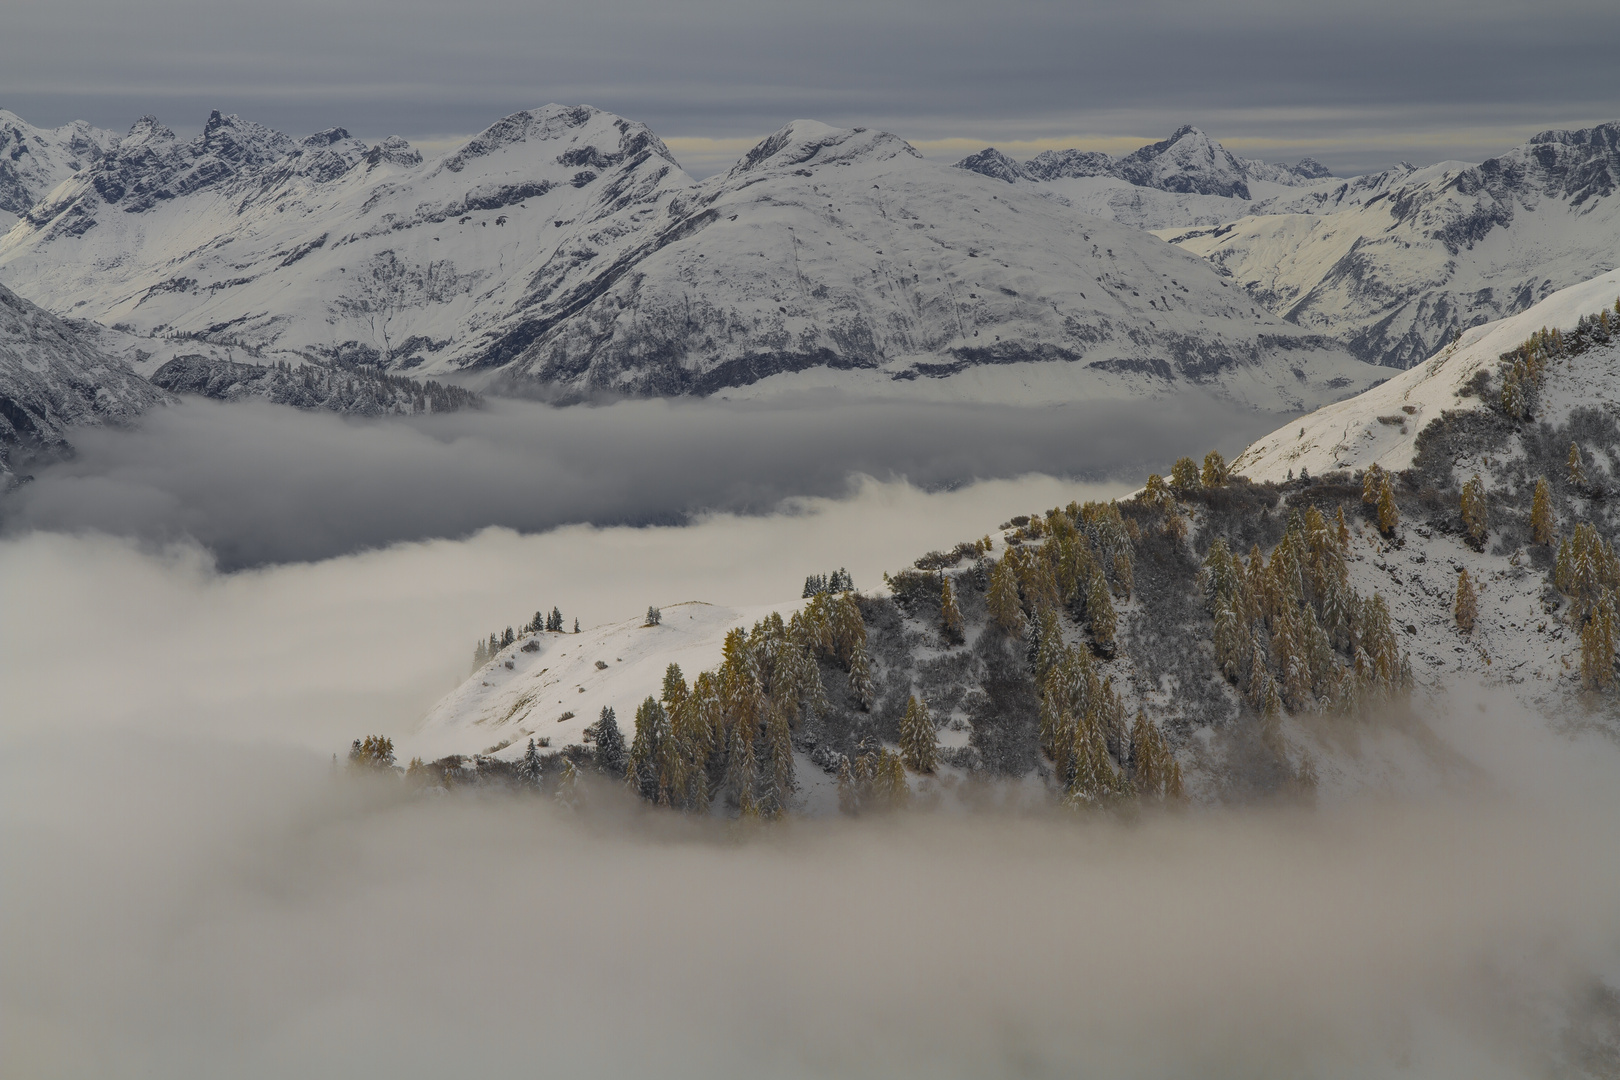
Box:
952, 147, 1025, 183
730, 120, 921, 176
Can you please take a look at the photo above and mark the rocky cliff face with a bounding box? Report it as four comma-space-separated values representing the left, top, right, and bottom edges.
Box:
0, 281, 166, 479
0, 110, 119, 224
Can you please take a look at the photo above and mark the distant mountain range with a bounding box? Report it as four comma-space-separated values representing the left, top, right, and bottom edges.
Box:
0, 106, 1382, 409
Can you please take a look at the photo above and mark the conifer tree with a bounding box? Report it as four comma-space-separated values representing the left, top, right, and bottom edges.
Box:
1454, 569, 1477, 633
628, 696, 678, 803
594, 706, 627, 778
519, 738, 544, 786
1377, 475, 1399, 535
1568, 443, 1587, 488
1335, 505, 1351, 550
899, 694, 937, 773
473, 638, 488, 669
1531, 477, 1554, 545
1580, 591, 1618, 690
1201, 450, 1229, 488
940, 575, 965, 645
1461, 473, 1488, 547
574, 618, 580, 633
987, 557, 1027, 637
1086, 570, 1117, 654
760, 706, 795, 816
848, 648, 876, 711
1169, 456, 1202, 494
1112, 552, 1134, 600
1142, 473, 1174, 510
1361, 464, 1385, 506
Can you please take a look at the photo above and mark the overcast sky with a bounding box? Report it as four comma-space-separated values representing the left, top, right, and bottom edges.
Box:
5, 0, 1617, 176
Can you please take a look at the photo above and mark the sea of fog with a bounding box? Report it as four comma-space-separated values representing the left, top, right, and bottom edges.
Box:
4, 393, 1619, 1077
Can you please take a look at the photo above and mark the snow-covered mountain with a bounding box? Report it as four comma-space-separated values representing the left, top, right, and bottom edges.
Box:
0, 108, 1385, 410
0, 281, 166, 480
953, 126, 1340, 229
0, 110, 119, 230
1162, 122, 1620, 369
484, 119, 1379, 405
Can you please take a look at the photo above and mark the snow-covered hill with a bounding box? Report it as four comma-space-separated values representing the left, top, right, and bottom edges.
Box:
0, 110, 119, 231
1162, 122, 1620, 369
1233, 266, 1620, 483
0, 108, 1385, 409
0, 281, 167, 480
409, 600, 801, 764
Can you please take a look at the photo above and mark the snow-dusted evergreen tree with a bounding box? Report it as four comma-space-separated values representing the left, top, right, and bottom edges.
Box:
473, 638, 489, 670
628, 695, 676, 803
518, 738, 545, 787
1201, 449, 1229, 487
573, 618, 580, 633
899, 694, 937, 773
1169, 455, 1202, 494
1568, 443, 1587, 488
594, 705, 627, 778
847, 647, 875, 711
645, 606, 661, 626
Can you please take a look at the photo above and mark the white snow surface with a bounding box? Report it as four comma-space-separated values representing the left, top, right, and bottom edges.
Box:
0, 107, 1386, 409
407, 600, 802, 766
1233, 266, 1620, 483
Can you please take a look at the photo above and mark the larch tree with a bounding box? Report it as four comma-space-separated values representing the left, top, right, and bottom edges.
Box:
519, 738, 544, 787
1568, 443, 1587, 488
1454, 569, 1478, 633
987, 557, 1027, 637
1362, 464, 1385, 507
899, 694, 937, 773
1201, 450, 1229, 488
1377, 475, 1400, 535
1531, 477, 1555, 545
1169, 456, 1202, 494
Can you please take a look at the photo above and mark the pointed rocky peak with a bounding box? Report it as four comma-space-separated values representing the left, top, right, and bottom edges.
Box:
440, 104, 674, 175
365, 135, 422, 169
300, 127, 352, 149
1293, 157, 1332, 180
123, 115, 177, 147
1023, 147, 1117, 181
729, 120, 921, 177
1115, 125, 1250, 198
953, 147, 1027, 183
193, 111, 296, 169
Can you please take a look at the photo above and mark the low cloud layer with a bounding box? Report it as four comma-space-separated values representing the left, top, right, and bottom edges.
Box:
2, 394, 1266, 568
4, 458, 1620, 1078
3, 723, 1617, 1078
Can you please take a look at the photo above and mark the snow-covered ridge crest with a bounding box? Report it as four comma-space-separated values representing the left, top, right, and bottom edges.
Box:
955, 125, 1332, 196
729, 120, 922, 176
0, 110, 119, 226
1232, 265, 1620, 483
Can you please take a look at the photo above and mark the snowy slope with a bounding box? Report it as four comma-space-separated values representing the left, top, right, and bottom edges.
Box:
1162, 122, 1620, 369
0, 109, 1385, 409
0, 110, 119, 229
406, 600, 802, 765
0, 281, 167, 477
1233, 266, 1620, 483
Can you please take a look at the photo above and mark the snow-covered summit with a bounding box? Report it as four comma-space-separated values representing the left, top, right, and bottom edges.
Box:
729, 120, 922, 176
0, 110, 119, 227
